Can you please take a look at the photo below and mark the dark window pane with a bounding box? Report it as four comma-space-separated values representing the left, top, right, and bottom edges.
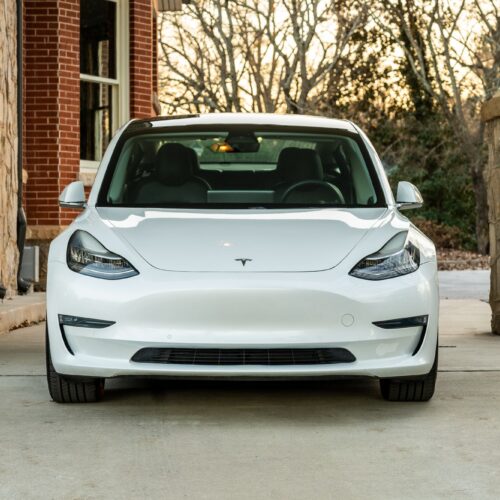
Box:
80, 0, 116, 78
80, 81, 113, 161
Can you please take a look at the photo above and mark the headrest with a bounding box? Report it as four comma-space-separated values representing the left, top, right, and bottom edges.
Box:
276, 147, 324, 183
276, 147, 301, 177
184, 146, 201, 174
154, 143, 193, 185
127, 142, 145, 176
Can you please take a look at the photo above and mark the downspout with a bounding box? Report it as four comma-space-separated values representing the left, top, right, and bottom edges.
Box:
16, 0, 30, 294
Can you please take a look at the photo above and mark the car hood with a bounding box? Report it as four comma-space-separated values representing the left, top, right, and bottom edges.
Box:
97, 207, 388, 272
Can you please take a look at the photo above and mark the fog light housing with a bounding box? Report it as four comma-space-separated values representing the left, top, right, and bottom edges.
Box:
58, 314, 115, 329
373, 315, 428, 329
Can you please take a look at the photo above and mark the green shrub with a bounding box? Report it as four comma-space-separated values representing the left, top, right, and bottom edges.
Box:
367, 113, 476, 250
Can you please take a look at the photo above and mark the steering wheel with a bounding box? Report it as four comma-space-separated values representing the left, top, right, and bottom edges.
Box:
280, 180, 345, 204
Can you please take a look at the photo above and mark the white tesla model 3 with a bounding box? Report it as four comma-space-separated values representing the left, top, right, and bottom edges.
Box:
46, 113, 438, 403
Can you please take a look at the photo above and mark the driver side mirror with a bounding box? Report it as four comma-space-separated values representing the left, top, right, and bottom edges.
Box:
59, 181, 86, 209
396, 181, 423, 210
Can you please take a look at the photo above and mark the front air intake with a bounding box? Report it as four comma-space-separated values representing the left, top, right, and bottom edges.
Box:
131, 348, 356, 366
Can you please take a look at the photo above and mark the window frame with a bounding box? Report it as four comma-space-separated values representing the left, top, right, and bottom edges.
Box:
80, 0, 130, 172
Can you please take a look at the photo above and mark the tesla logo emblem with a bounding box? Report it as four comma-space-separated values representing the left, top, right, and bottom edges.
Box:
235, 258, 252, 267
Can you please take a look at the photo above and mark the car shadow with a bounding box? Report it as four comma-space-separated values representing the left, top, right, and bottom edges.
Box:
92, 376, 426, 425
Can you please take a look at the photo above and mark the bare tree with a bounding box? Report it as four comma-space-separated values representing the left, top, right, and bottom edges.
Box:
372, 0, 499, 253
158, 0, 368, 115
158, 0, 497, 252
462, 0, 500, 100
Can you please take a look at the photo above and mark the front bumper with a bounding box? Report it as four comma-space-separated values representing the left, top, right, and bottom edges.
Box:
47, 261, 439, 379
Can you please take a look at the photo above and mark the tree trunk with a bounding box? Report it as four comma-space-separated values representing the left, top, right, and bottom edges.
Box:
472, 157, 491, 255
460, 123, 489, 255
0, 0, 19, 298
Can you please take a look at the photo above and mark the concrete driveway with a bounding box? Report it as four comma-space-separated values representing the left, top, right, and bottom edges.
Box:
439, 270, 490, 300
0, 297, 498, 499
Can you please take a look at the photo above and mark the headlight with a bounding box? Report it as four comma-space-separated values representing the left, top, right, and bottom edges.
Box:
350, 232, 420, 280
67, 230, 138, 280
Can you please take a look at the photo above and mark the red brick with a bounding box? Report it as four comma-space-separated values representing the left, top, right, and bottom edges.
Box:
130, 0, 156, 118
24, 0, 159, 226
23, 0, 79, 225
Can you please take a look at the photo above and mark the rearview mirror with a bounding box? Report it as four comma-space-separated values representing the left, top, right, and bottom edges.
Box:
59, 181, 86, 209
224, 131, 260, 153
396, 181, 423, 210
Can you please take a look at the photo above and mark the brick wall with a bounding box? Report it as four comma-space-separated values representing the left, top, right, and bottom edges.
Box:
23, 0, 159, 289
23, 0, 80, 228
130, 0, 155, 117
58, 1, 81, 225
152, 13, 158, 96
24, 0, 158, 232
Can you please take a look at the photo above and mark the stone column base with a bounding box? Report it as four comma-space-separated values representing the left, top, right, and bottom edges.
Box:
26, 225, 67, 291
493, 313, 500, 336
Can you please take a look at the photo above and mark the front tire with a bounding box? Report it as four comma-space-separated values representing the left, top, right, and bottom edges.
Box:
380, 348, 438, 402
46, 326, 105, 403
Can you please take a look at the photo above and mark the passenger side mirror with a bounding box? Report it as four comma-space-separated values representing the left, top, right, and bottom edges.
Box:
396, 181, 423, 210
59, 181, 86, 209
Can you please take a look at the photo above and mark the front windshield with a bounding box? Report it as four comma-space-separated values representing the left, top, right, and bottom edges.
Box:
100, 128, 385, 208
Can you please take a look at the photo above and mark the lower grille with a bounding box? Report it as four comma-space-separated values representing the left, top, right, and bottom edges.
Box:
131, 348, 356, 366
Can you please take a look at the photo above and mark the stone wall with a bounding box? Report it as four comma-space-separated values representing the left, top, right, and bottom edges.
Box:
482, 92, 500, 335
0, 0, 19, 298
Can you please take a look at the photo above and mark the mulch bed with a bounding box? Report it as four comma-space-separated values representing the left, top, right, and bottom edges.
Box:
437, 249, 490, 271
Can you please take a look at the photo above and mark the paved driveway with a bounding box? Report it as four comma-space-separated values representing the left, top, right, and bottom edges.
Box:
439, 270, 490, 300
0, 296, 499, 499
